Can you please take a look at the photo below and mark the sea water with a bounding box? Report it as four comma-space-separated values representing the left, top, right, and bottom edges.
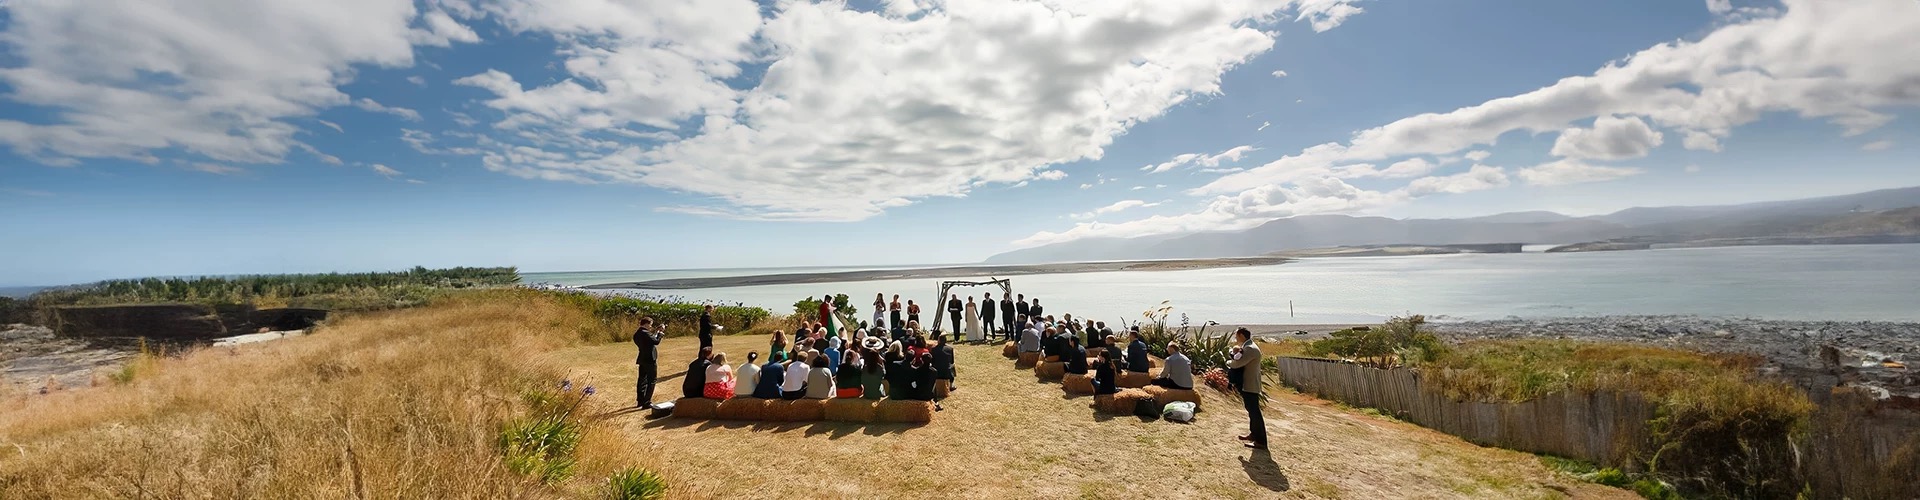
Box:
525, 244, 1920, 325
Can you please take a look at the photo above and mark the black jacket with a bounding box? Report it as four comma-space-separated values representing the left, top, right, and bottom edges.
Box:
931, 344, 956, 379
698, 312, 714, 349
1000, 299, 1015, 317
682, 358, 710, 399
1093, 359, 1117, 395
946, 299, 963, 314
1030, 303, 1044, 318
981, 300, 997, 320
633, 327, 663, 365
1065, 346, 1089, 374
885, 359, 914, 399
1015, 300, 1030, 317
911, 364, 937, 400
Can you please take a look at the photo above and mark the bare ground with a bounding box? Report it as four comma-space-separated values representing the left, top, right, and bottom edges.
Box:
552, 335, 1633, 499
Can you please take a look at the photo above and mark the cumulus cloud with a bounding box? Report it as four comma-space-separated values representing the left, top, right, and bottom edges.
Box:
1463, 150, 1491, 162
1862, 140, 1893, 151
1514, 160, 1644, 186
0, 0, 453, 166
1071, 199, 1162, 220
354, 98, 424, 122
434, 0, 1354, 221
1271, 70, 1288, 78
1016, 175, 1402, 247
1141, 145, 1260, 174
1405, 165, 1510, 195
1706, 0, 1734, 15
1549, 115, 1664, 160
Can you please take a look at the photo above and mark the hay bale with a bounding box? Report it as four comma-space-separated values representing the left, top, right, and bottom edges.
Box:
875, 400, 935, 424
1015, 351, 1040, 369
1085, 347, 1105, 358
715, 398, 771, 420
1035, 361, 1066, 381
790, 399, 828, 421
933, 379, 951, 400
1002, 342, 1017, 359
672, 397, 719, 419
1093, 388, 1152, 414
1062, 373, 1095, 395
1043, 355, 1060, 363
1142, 385, 1201, 407
1118, 371, 1152, 389
824, 399, 878, 423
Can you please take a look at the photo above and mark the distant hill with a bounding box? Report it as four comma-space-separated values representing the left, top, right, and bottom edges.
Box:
985, 186, 1920, 264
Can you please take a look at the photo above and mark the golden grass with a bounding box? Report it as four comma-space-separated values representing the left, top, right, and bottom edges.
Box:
0, 290, 672, 499
551, 333, 1636, 499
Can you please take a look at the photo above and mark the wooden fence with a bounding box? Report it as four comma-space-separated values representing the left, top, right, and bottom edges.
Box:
1271, 356, 1652, 466
1271, 356, 1920, 499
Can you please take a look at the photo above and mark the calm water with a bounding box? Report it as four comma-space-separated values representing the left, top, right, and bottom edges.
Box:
526, 245, 1920, 325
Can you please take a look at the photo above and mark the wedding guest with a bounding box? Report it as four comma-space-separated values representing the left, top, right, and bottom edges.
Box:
1153, 343, 1194, 390
698, 305, 716, 350
1030, 298, 1044, 319
752, 352, 786, 399
931, 332, 957, 391
806, 352, 836, 399
1126, 331, 1152, 374
683, 346, 713, 399
891, 294, 905, 329
733, 352, 761, 397
781, 353, 811, 400
702, 352, 734, 399
873, 293, 887, 329
861, 349, 888, 400
906, 300, 921, 324
999, 293, 1016, 335
836, 346, 865, 398
1065, 336, 1090, 375
633, 317, 663, 407
1093, 350, 1119, 395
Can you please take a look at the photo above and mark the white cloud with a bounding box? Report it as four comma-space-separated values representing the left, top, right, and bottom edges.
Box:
1706, 0, 1734, 15
410, 9, 481, 47
406, 179, 427, 185
1405, 165, 1510, 195
1463, 150, 1491, 162
370, 163, 403, 178
1334, 157, 1437, 179
1270, 70, 1288, 78
1514, 160, 1644, 186
1862, 140, 1893, 151
1550, 115, 1664, 160
1257, 121, 1270, 131
1131, 186, 1147, 191
186, 162, 245, 175
434, 0, 1363, 221
406, 76, 427, 87
1010, 0, 1920, 248
1079, 183, 1093, 190
354, 98, 423, 122
1015, 175, 1402, 247
1142, 145, 1260, 174
1035, 170, 1068, 181
1071, 199, 1162, 220
0, 0, 456, 167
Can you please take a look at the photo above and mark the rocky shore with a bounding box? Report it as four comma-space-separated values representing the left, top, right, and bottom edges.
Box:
1, 323, 138, 393
1429, 316, 1920, 400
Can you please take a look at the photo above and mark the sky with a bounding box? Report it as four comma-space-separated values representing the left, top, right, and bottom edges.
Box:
1, 0, 1918, 286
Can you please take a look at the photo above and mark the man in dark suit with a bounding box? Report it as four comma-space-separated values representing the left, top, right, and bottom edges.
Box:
999, 294, 1016, 335
697, 304, 715, 350
633, 317, 664, 407
1014, 294, 1030, 322
981, 292, 998, 339
946, 294, 963, 335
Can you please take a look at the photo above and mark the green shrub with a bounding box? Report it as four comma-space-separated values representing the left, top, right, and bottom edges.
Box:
499, 384, 593, 484
1304, 315, 1448, 368
603, 467, 670, 500
26, 266, 519, 315
1584, 468, 1632, 488
1126, 301, 1238, 371
544, 290, 771, 340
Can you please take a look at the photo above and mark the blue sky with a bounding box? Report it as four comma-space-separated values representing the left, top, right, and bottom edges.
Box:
2, 0, 1917, 286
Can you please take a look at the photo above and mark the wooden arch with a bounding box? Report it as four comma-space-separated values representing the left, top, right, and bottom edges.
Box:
930, 278, 1012, 335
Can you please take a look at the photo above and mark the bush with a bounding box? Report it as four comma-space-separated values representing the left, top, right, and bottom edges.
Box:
603, 467, 669, 500
1303, 315, 1448, 368
1126, 301, 1234, 372
498, 383, 594, 484
544, 290, 771, 341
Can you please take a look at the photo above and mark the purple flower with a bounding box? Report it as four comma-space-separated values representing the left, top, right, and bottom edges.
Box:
583, 386, 596, 397
560, 379, 573, 392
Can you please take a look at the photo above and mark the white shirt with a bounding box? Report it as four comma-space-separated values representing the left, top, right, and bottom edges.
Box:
734, 362, 761, 396
782, 361, 810, 392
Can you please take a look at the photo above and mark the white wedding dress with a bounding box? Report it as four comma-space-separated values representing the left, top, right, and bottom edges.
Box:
964, 302, 983, 341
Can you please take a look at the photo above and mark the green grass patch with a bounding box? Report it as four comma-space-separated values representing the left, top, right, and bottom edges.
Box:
602, 467, 670, 500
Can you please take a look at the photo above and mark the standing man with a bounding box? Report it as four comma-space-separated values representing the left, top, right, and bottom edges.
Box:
999, 294, 1016, 335
633, 317, 664, 408
1014, 294, 1030, 324
946, 294, 964, 336
1227, 328, 1266, 449
1030, 298, 1045, 320
698, 304, 716, 350
981, 292, 998, 339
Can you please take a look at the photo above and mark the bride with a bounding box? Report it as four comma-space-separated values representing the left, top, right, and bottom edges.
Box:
964, 295, 983, 341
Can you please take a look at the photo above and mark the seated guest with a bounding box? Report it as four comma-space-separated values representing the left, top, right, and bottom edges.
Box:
806, 352, 837, 399
1153, 343, 1194, 390
1086, 328, 1106, 351
683, 347, 713, 399
752, 352, 787, 399
908, 354, 938, 401
1064, 336, 1090, 375
885, 351, 915, 400
1126, 331, 1151, 373
890, 323, 909, 344
734, 352, 762, 397
781, 354, 811, 400
835, 347, 865, 398
1092, 350, 1119, 395
1018, 322, 1043, 353
770, 330, 788, 358
931, 333, 957, 391
860, 350, 887, 400
703, 352, 735, 399
1040, 327, 1062, 359
823, 337, 842, 371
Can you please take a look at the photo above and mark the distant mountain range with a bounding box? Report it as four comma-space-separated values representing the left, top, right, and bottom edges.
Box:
985, 186, 1920, 264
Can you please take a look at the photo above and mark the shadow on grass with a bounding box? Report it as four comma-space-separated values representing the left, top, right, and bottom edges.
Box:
1240, 448, 1290, 492
634, 416, 925, 438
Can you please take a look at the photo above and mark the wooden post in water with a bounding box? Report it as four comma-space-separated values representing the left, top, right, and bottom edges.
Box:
1289, 300, 1295, 318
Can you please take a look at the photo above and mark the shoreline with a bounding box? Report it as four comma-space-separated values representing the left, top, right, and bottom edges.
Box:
581, 256, 1291, 290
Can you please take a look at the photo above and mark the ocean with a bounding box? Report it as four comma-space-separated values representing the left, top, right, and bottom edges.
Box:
525, 244, 1920, 325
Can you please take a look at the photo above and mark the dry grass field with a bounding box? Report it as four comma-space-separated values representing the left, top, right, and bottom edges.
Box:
1, 291, 1631, 499
555, 334, 1633, 499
